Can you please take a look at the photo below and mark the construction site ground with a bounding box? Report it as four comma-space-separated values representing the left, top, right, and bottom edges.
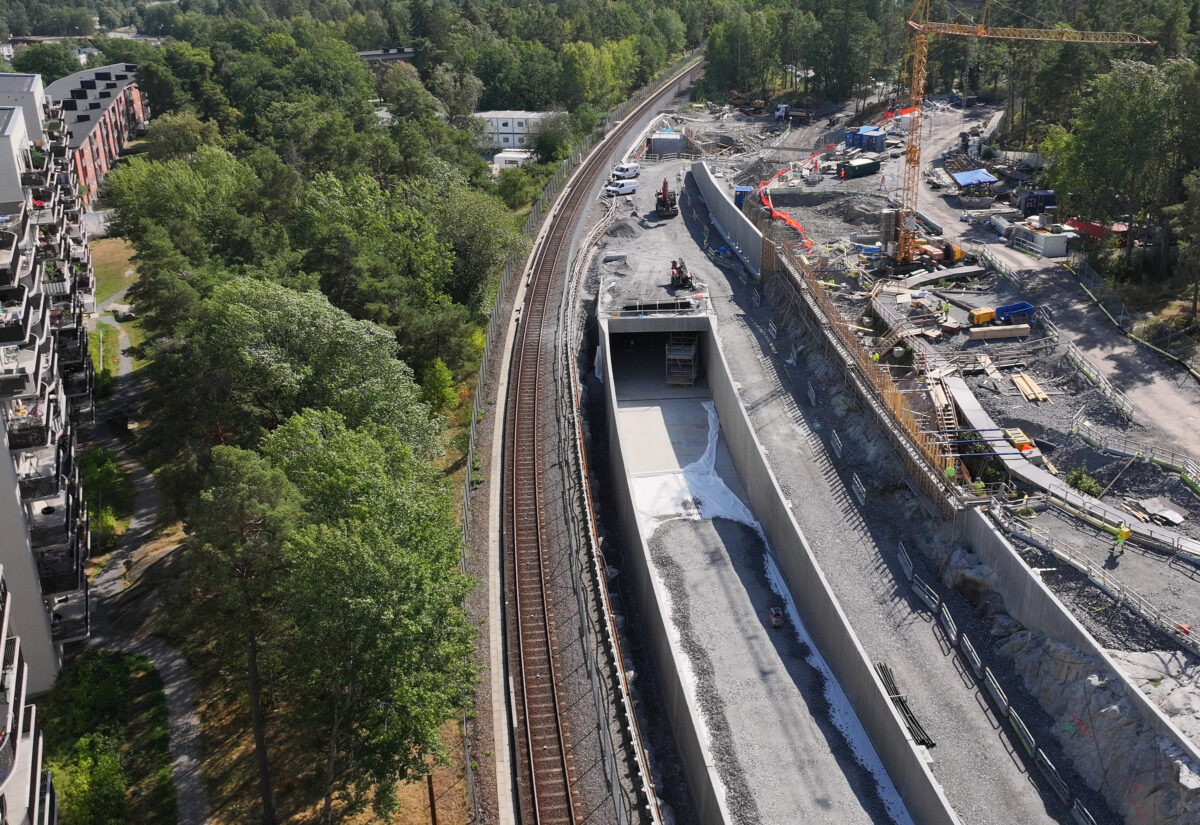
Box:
607, 346, 895, 825
681, 103, 1200, 763
579, 149, 1099, 823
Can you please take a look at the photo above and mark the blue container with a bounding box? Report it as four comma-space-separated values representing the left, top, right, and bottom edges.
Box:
996, 301, 1036, 324
733, 186, 755, 208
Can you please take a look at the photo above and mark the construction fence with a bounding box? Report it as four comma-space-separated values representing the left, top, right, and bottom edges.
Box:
1071, 413, 1200, 500
761, 236, 957, 517
990, 500, 1200, 658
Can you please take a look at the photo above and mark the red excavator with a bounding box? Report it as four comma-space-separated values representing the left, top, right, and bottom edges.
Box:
655, 178, 679, 218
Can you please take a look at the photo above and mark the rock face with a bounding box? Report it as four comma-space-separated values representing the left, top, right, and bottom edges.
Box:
1108, 649, 1200, 751
998, 630, 1200, 824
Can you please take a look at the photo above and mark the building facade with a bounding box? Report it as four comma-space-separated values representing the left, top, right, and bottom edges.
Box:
0, 83, 96, 696
44, 64, 148, 206
474, 110, 566, 150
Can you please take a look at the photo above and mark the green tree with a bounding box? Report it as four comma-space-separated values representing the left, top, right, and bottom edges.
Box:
141, 278, 440, 508
143, 111, 223, 161
496, 166, 534, 209
190, 447, 304, 825
421, 356, 457, 412
529, 112, 574, 164
261, 411, 474, 824
12, 42, 80, 81
1165, 169, 1200, 320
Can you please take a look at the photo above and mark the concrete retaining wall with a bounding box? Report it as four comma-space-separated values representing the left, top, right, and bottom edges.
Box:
600, 318, 731, 825
700, 322, 961, 825
691, 161, 762, 278
960, 508, 1200, 768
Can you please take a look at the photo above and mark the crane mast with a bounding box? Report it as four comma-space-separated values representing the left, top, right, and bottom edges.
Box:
897, 0, 1154, 263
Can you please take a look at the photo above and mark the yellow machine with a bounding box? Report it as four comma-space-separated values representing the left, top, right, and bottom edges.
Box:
969, 307, 996, 325
897, 0, 1153, 262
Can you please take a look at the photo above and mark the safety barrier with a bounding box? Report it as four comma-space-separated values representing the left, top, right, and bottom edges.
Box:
991, 500, 1200, 658
1065, 253, 1200, 382
765, 240, 957, 517
1072, 413, 1200, 496
850, 473, 867, 506
898, 541, 1099, 821
1041, 318, 1136, 420
830, 429, 844, 459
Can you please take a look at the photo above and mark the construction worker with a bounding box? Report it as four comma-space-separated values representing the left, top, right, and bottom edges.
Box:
872, 351, 880, 363
840, 169, 846, 183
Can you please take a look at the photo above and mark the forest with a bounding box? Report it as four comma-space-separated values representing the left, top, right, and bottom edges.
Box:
11, 0, 1200, 821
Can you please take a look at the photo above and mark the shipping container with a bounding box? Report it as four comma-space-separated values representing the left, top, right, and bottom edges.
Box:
733, 185, 756, 208
836, 157, 881, 179
1018, 189, 1056, 217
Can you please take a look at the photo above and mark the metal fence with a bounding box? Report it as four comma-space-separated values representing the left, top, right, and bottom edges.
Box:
1071, 413, 1200, 496
1040, 317, 1136, 420
1066, 253, 1200, 378
990, 499, 1200, 658
456, 49, 704, 823
893, 535, 1100, 821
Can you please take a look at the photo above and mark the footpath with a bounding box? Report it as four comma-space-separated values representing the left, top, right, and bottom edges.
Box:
86, 290, 212, 825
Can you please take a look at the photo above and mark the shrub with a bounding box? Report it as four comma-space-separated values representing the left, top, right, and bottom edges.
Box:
1067, 466, 1104, 497
421, 357, 458, 413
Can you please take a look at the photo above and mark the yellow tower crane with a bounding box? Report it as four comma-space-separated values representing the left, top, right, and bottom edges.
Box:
898, 0, 1155, 262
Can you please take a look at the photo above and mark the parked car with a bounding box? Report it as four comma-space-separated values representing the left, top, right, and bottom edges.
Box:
612, 162, 640, 179
769, 607, 785, 628
605, 179, 639, 196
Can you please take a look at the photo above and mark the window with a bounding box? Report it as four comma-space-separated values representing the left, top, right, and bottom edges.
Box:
517, 136, 526, 145
502, 136, 510, 144
501, 121, 509, 128
517, 121, 525, 127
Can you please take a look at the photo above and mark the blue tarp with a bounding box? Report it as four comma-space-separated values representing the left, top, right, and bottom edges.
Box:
950, 169, 998, 186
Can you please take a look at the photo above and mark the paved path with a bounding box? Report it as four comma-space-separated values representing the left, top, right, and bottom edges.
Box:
86, 285, 212, 825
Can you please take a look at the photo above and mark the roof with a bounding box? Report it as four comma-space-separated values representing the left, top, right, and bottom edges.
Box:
475, 110, 560, 120
950, 169, 998, 186
44, 64, 139, 149
0, 75, 39, 93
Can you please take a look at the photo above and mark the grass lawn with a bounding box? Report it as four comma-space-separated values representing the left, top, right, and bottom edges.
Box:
91, 237, 137, 305
38, 650, 177, 825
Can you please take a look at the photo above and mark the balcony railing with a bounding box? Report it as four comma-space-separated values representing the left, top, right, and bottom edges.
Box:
39, 769, 57, 825
49, 581, 89, 643
39, 536, 84, 595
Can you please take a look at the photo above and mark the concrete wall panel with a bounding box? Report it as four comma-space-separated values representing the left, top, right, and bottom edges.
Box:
960, 508, 1200, 768
600, 318, 732, 825
691, 161, 763, 278
700, 323, 961, 825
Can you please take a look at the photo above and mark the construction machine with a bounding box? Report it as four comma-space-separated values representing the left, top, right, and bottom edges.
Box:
670, 258, 694, 290
895, 0, 1154, 265
656, 178, 679, 218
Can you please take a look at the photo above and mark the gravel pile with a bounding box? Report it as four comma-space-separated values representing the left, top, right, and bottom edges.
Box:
647, 521, 762, 825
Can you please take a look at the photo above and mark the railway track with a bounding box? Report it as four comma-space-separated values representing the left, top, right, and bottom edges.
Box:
501, 62, 699, 825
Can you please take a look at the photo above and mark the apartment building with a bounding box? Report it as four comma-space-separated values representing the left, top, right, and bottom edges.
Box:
0, 565, 58, 825
474, 110, 566, 149
44, 64, 148, 206
0, 86, 96, 699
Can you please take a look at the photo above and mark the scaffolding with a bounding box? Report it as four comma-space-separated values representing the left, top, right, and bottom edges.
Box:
665, 333, 699, 387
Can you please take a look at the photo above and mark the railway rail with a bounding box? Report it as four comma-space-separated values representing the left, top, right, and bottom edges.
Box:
501, 62, 700, 825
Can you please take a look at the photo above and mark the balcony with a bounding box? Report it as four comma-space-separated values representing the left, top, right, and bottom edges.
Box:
0, 338, 57, 400
38, 532, 85, 595
49, 582, 88, 643
0, 291, 49, 346
16, 440, 74, 501
0, 641, 24, 787
38, 768, 57, 825
29, 189, 61, 227
3, 385, 66, 449
24, 474, 80, 550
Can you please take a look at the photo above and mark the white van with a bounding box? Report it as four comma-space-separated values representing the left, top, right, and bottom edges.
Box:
612, 162, 640, 179
605, 179, 638, 196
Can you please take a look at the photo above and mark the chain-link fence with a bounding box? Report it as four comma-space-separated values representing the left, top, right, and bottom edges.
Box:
457, 49, 704, 822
